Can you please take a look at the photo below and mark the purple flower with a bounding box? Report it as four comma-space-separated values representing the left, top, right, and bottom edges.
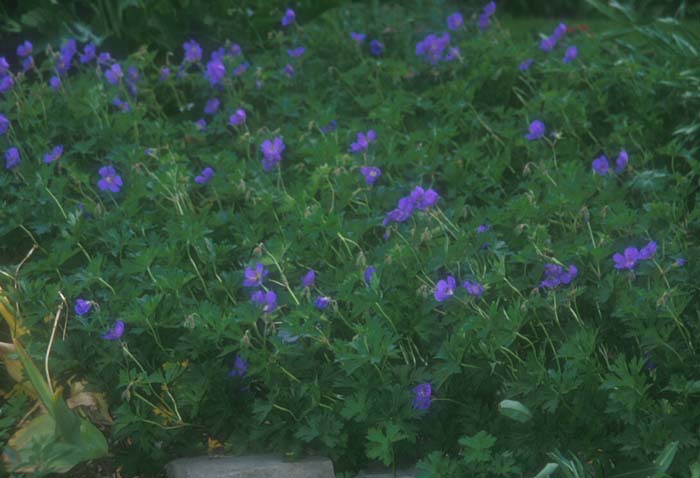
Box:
0, 57, 9, 75
350, 32, 366, 43
364, 265, 376, 285
434, 276, 456, 302
101, 320, 125, 340
674, 258, 687, 267
410, 186, 439, 209
370, 40, 384, 56
261, 137, 285, 171
0, 114, 8, 135
383, 196, 415, 225
349, 130, 377, 153
563, 46, 578, 64
613, 247, 639, 270
229, 108, 246, 126
195, 119, 207, 131
302, 269, 316, 288
251, 290, 277, 313
74, 298, 91, 316
98, 52, 113, 65
43, 145, 64, 164
314, 296, 331, 310
525, 120, 545, 141
126, 66, 140, 85
183, 39, 203, 63
444, 47, 461, 62
80, 43, 96, 63
477, 13, 490, 31
233, 62, 249, 76
159, 67, 170, 81
206, 58, 225, 85
229, 43, 242, 57
5, 147, 20, 170
360, 166, 382, 185
228, 355, 248, 377
288, 47, 306, 58
592, 155, 609, 175
112, 97, 131, 113
283, 63, 295, 78
98, 166, 123, 193
416, 33, 451, 64
412, 383, 432, 410
483, 1, 496, 16
447, 12, 464, 30
552, 23, 567, 41
105, 63, 123, 84
639, 240, 657, 260
21, 57, 33, 73
281, 8, 296, 27
244, 263, 268, 287
210, 47, 226, 61
49, 76, 61, 91
540, 264, 578, 289
195, 167, 215, 184
0, 75, 13, 94
321, 120, 337, 133
56, 39, 77, 74
204, 98, 220, 115
463, 280, 484, 298
615, 150, 628, 173
540, 36, 556, 52
477, 224, 490, 234
519, 59, 533, 71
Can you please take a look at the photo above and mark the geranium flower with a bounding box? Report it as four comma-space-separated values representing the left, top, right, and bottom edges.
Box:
5, 147, 19, 169
229, 108, 246, 126
360, 166, 381, 185
434, 276, 456, 302
412, 383, 432, 410
244, 263, 268, 287
525, 120, 545, 140
98, 166, 123, 192
101, 320, 125, 340
43, 145, 64, 163
301, 269, 316, 288
195, 167, 215, 184
75, 299, 91, 316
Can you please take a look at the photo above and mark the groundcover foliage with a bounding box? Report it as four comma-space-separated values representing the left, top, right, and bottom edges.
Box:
1, 1, 700, 476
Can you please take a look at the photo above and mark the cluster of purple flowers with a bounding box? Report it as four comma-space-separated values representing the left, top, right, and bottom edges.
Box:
540, 23, 567, 52
540, 264, 578, 289
477, 1, 497, 31
349, 130, 376, 154
260, 137, 286, 172
416, 33, 458, 64
244, 263, 278, 313
17, 40, 34, 73
592, 150, 628, 176
613, 241, 656, 270
434, 275, 484, 302
383, 186, 439, 225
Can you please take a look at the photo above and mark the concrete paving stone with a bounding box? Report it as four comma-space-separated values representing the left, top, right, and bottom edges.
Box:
166, 454, 335, 478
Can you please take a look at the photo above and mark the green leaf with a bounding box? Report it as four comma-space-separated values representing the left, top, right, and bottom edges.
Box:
498, 399, 533, 423
533, 463, 559, 478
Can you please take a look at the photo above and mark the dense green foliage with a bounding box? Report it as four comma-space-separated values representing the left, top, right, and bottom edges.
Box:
2, 1, 700, 476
